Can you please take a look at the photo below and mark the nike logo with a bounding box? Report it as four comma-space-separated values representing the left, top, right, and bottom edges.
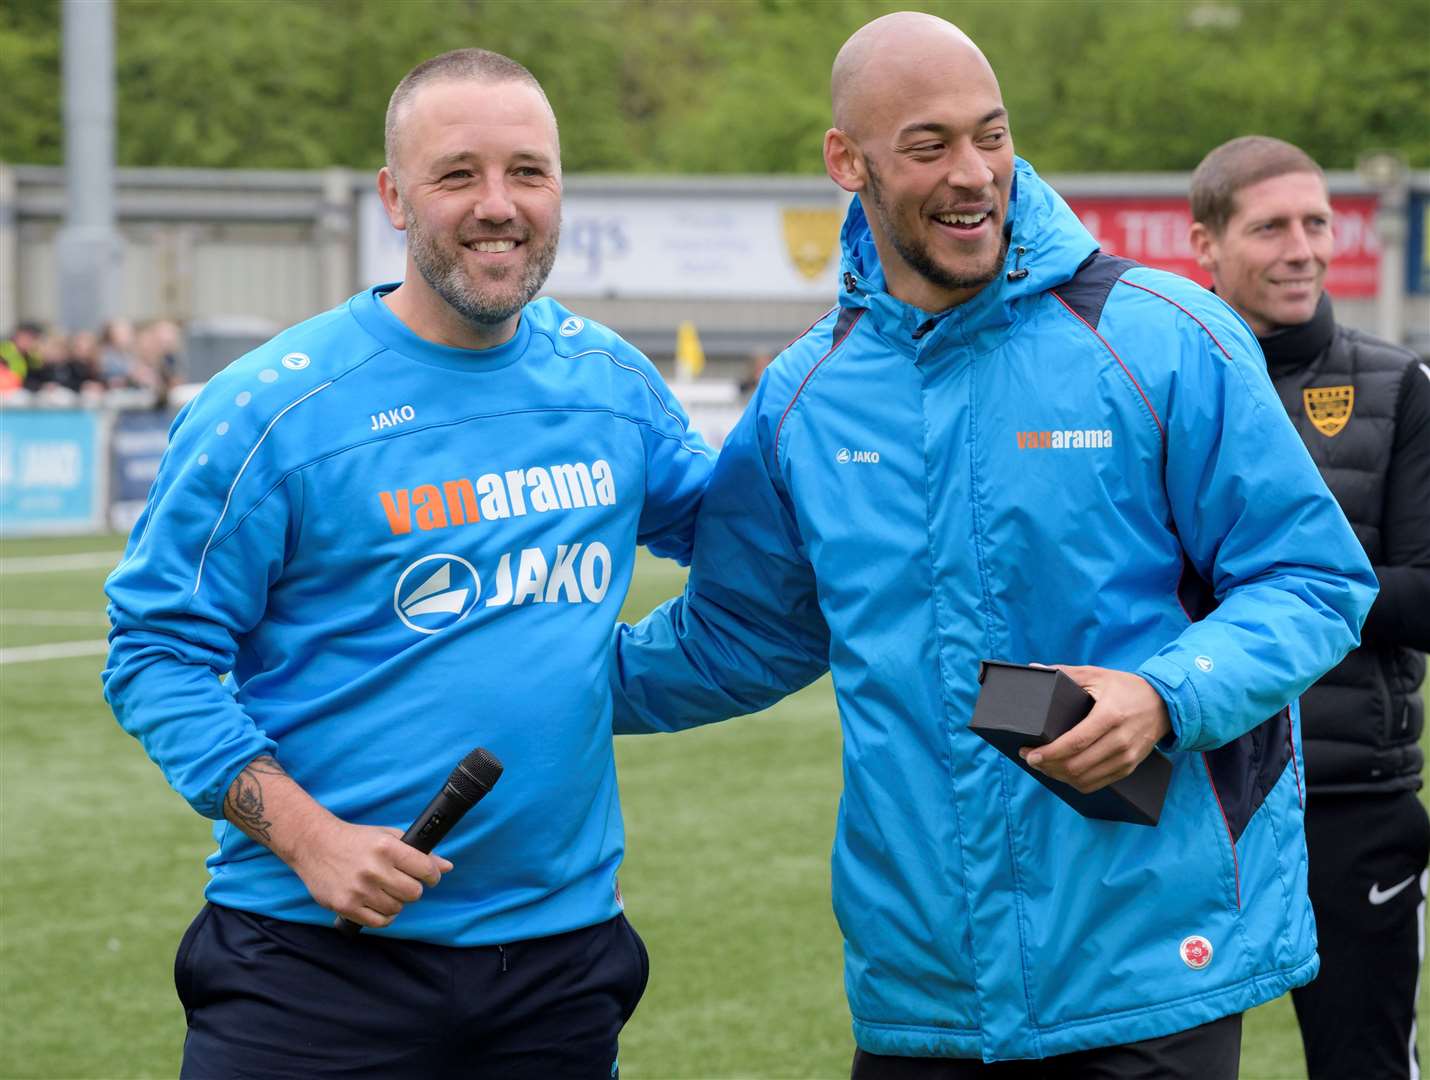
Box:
1368, 876, 1418, 906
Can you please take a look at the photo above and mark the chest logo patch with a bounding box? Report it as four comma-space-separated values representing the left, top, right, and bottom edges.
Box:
395, 554, 481, 635
1303, 385, 1353, 438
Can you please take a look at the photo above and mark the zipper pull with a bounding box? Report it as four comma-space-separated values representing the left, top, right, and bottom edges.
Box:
1006, 245, 1029, 282
498, 944, 508, 972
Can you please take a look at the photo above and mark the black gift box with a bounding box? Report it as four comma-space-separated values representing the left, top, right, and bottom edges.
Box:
969, 660, 1171, 826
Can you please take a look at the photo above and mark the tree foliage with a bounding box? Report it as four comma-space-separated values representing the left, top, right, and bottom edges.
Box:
2, 0, 1426, 173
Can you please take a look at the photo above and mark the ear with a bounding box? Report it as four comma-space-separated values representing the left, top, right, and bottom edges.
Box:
824, 128, 866, 194
377, 167, 408, 232
1188, 221, 1218, 275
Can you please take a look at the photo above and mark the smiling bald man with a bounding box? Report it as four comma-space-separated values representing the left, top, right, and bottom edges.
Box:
611, 12, 1376, 1077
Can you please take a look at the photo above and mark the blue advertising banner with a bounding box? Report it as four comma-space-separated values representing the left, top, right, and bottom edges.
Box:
109, 409, 176, 531
0, 409, 106, 535
1408, 192, 1430, 296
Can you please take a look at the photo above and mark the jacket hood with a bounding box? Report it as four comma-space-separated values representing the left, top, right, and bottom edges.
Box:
838, 157, 1098, 346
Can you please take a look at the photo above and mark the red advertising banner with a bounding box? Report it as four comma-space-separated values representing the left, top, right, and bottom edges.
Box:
1062, 195, 1381, 298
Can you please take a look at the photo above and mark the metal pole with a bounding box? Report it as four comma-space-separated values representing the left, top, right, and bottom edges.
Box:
56, 0, 122, 333
0, 164, 18, 335
319, 167, 355, 308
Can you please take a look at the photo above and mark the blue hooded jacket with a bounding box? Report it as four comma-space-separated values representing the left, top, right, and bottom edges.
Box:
612, 160, 1377, 1060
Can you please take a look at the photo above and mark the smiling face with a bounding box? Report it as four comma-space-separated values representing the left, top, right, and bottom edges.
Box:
1190, 170, 1333, 336
825, 18, 1015, 312
378, 77, 562, 347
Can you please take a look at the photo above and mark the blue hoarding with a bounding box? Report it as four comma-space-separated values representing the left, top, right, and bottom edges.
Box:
109, 409, 176, 531
0, 409, 106, 535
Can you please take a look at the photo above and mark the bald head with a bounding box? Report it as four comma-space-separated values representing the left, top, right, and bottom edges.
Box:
831, 13, 996, 137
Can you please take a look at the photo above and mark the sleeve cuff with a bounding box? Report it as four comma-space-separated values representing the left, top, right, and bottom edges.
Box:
1138, 654, 1201, 751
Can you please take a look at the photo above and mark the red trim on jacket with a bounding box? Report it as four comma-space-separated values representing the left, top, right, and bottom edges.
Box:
775, 309, 866, 456
1049, 291, 1165, 439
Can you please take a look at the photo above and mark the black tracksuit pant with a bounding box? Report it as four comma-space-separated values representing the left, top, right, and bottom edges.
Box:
1292, 790, 1429, 1080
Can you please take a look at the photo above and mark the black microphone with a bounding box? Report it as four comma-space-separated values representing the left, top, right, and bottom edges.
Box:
335, 746, 503, 937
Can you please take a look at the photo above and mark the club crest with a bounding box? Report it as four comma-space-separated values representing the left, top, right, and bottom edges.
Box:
1303, 385, 1354, 437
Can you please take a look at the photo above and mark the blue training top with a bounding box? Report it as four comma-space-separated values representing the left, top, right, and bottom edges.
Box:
104, 286, 714, 946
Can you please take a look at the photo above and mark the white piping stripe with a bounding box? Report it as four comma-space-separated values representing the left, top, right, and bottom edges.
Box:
565, 348, 712, 457
1419, 362, 1429, 384
1410, 869, 1426, 1080
0, 553, 121, 575
193, 380, 334, 596
0, 640, 108, 665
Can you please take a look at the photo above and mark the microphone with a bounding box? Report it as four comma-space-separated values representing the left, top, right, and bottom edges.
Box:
335, 746, 504, 937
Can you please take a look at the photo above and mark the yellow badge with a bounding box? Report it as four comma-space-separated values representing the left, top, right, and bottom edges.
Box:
1303, 385, 1354, 437
782, 207, 841, 281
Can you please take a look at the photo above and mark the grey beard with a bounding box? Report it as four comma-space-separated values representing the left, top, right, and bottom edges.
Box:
403, 201, 560, 328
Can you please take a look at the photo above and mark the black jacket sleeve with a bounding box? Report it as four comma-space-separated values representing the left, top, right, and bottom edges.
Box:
1362, 359, 1430, 652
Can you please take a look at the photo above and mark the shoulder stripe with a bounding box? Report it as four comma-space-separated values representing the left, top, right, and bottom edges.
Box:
193, 380, 334, 595
1118, 280, 1235, 362
784, 305, 838, 351
1050, 292, 1164, 440
775, 308, 865, 457
565, 347, 711, 458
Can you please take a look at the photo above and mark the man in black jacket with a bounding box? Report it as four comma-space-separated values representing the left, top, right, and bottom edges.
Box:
1191, 135, 1430, 1080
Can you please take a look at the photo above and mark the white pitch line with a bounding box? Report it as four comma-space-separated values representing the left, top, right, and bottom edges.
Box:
0, 610, 109, 626
0, 552, 122, 575
0, 640, 109, 665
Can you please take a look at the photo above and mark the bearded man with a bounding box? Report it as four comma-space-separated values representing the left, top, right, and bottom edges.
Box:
611, 13, 1376, 1077
104, 49, 712, 1078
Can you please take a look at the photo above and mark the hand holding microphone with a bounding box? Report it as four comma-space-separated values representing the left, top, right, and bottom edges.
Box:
324, 747, 504, 937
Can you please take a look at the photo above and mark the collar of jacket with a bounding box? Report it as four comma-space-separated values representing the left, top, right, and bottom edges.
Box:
835, 157, 1098, 360
1256, 291, 1336, 375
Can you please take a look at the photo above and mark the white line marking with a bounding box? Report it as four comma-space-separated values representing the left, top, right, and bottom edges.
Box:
0, 640, 108, 665
0, 553, 121, 575
0, 610, 109, 626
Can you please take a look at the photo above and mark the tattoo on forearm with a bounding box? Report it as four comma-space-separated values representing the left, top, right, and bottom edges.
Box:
223, 755, 286, 845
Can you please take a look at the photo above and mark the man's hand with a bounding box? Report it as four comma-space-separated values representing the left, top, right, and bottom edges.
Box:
1018, 666, 1171, 794
286, 817, 452, 929
223, 755, 452, 929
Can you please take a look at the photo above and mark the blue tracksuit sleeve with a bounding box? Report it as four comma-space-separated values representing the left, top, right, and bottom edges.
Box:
103, 390, 296, 819
631, 360, 716, 565
613, 375, 831, 733
1134, 293, 1378, 751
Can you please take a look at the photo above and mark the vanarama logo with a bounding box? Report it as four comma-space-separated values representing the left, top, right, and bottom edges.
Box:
1015, 429, 1114, 450
379, 460, 616, 535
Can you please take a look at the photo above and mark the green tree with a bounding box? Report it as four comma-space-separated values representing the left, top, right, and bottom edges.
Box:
2, 0, 1426, 173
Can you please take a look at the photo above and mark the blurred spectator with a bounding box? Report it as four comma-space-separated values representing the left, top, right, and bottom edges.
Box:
24, 332, 71, 392
68, 331, 106, 395
100, 318, 138, 387
1, 322, 42, 387
738, 348, 773, 400
129, 319, 182, 405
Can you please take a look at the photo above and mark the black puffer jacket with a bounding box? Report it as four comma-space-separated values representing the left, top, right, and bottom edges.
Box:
1260, 294, 1430, 793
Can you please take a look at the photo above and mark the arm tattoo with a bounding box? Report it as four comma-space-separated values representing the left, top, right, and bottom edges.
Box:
223, 755, 286, 845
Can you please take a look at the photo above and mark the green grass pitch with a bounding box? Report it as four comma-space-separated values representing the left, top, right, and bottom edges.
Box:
0, 535, 1423, 1077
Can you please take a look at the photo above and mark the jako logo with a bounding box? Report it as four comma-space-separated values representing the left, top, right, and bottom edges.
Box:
395, 554, 481, 635
836, 448, 879, 464
370, 405, 416, 431
395, 544, 614, 634
1015, 429, 1113, 450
